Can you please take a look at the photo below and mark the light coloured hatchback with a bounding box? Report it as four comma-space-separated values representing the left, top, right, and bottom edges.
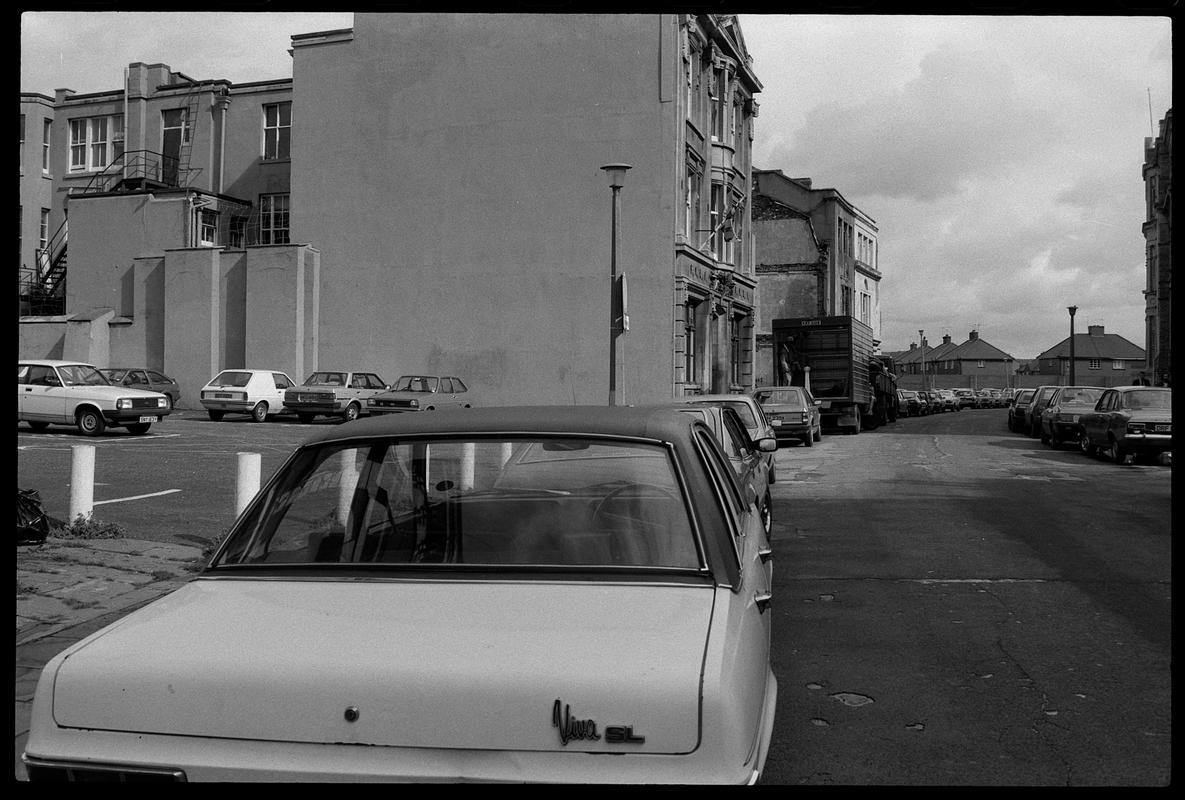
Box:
200, 369, 297, 422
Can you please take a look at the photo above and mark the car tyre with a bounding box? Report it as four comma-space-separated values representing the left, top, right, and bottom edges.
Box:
802, 433, 813, 447
760, 491, 772, 538
342, 403, 361, 422
813, 426, 822, 442
207, 410, 225, 421
251, 401, 268, 423
1079, 435, 1097, 457
126, 422, 151, 435
77, 408, 106, 436
1107, 438, 1130, 465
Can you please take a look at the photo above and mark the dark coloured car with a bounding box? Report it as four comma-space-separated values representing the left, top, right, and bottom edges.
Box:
1007, 388, 1036, 432
897, 390, 922, 417
1040, 386, 1105, 448
1079, 386, 1172, 464
1026, 385, 1061, 438
367, 375, 473, 415
100, 368, 181, 409
752, 386, 822, 447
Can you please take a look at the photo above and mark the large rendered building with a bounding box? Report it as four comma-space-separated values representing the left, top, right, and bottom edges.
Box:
18, 13, 763, 406
1142, 108, 1171, 386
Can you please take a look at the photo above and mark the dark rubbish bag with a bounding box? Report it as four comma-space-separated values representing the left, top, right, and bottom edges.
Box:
18, 488, 50, 546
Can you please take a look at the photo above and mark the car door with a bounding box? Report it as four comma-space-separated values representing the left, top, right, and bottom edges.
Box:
20, 364, 70, 423
694, 427, 773, 732
270, 373, 295, 408
720, 407, 766, 504
145, 370, 174, 399
124, 369, 151, 393
450, 378, 470, 407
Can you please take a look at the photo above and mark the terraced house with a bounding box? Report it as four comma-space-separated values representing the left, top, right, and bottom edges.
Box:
18, 13, 763, 405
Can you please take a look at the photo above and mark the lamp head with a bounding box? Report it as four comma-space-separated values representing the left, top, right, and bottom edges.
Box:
600, 163, 632, 188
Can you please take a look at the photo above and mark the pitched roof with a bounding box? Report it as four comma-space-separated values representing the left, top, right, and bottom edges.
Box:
944, 336, 1014, 361
1036, 333, 1145, 361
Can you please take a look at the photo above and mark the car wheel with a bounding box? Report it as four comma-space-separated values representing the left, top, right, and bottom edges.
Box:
1107, 438, 1130, 465
342, 403, 361, 422
813, 426, 822, 442
207, 410, 224, 422
27, 421, 50, 432
251, 402, 269, 423
297, 413, 316, 424
126, 422, 151, 435
760, 491, 772, 538
1079, 436, 1098, 457
1040, 429, 1051, 445
76, 408, 106, 436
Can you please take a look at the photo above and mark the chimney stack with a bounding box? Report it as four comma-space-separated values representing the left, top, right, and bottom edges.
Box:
969, 330, 979, 341
1088, 325, 1104, 336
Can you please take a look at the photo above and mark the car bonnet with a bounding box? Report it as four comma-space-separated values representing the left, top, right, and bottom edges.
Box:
47, 578, 713, 754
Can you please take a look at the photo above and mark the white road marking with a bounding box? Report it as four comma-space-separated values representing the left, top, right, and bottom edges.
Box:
93, 489, 182, 506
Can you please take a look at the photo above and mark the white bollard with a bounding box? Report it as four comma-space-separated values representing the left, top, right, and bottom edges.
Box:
236, 452, 262, 516
69, 444, 95, 522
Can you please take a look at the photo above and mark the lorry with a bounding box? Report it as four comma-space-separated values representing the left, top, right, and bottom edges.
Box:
770, 315, 898, 434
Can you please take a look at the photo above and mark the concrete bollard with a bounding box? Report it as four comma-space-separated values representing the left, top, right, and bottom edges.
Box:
236, 452, 262, 516
69, 444, 96, 522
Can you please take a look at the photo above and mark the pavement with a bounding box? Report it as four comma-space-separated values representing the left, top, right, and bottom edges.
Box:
15, 533, 205, 781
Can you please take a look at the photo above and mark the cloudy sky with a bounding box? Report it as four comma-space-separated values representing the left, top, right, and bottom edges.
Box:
21, 11, 1172, 358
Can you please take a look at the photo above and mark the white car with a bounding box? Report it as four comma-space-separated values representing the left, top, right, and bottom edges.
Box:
200, 369, 296, 422
18, 359, 170, 435
23, 406, 777, 783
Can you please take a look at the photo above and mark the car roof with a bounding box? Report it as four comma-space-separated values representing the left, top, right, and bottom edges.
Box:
305, 405, 704, 445
19, 359, 96, 367
690, 393, 760, 405
1113, 385, 1170, 393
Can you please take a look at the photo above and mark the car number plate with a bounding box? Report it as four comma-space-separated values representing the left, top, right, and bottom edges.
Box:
215, 392, 232, 399
138, 416, 158, 423
770, 417, 782, 425
1154, 424, 1170, 432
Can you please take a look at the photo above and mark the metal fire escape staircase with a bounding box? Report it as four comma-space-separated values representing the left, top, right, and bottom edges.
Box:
21, 81, 208, 314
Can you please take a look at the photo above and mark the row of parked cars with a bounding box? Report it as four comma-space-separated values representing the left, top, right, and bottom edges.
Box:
1005, 383, 1172, 465
897, 386, 1018, 417
17, 360, 477, 436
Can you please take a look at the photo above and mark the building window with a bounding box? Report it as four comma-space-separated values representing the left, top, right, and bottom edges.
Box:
685, 154, 703, 240
977, 360, 985, 368
198, 209, 219, 246
69, 115, 123, 172
20, 114, 25, 168
38, 208, 50, 253
259, 193, 290, 244
710, 67, 728, 141
1112, 360, 1124, 370
685, 300, 700, 384
730, 316, 742, 385
228, 215, 247, 248
263, 102, 291, 160
42, 119, 51, 173
1088, 359, 1100, 370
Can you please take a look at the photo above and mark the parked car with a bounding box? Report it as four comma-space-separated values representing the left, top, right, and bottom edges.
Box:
18, 359, 171, 436
200, 369, 297, 422
1040, 386, 1105, 448
953, 388, 977, 409
23, 406, 777, 783
753, 385, 823, 447
1026, 385, 1061, 438
935, 389, 959, 411
897, 389, 922, 417
100, 368, 181, 409
917, 390, 941, 413
284, 371, 390, 422
1079, 386, 1172, 464
679, 393, 778, 483
367, 375, 473, 415
666, 402, 776, 537
1007, 388, 1036, 432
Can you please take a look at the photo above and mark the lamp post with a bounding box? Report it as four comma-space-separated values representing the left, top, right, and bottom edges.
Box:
601, 163, 631, 406
918, 329, 925, 391
1067, 306, 1078, 385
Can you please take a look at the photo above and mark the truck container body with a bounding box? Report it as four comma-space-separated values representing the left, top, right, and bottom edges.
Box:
771, 315, 893, 433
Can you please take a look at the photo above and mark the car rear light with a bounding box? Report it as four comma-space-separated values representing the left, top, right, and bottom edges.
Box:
1128, 423, 1146, 434
800, 412, 809, 423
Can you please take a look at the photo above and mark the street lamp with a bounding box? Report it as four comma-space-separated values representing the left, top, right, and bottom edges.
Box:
918, 329, 925, 391
1067, 306, 1078, 385
601, 163, 631, 406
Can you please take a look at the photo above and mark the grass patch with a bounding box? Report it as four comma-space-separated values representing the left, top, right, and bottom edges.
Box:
59, 514, 126, 540
61, 597, 100, 610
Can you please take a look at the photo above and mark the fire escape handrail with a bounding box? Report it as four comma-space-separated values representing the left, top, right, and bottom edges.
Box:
77, 149, 181, 195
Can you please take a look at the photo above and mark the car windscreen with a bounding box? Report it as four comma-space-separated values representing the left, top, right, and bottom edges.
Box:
1123, 390, 1171, 410
209, 371, 253, 388
57, 365, 110, 386
305, 372, 348, 386
213, 436, 702, 572
392, 375, 438, 392
1057, 388, 1104, 406
759, 389, 803, 405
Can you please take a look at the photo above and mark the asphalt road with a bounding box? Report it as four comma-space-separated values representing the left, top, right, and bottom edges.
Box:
760, 408, 1171, 786
15, 405, 1172, 785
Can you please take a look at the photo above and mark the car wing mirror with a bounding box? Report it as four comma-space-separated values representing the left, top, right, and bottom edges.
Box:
757, 437, 778, 453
